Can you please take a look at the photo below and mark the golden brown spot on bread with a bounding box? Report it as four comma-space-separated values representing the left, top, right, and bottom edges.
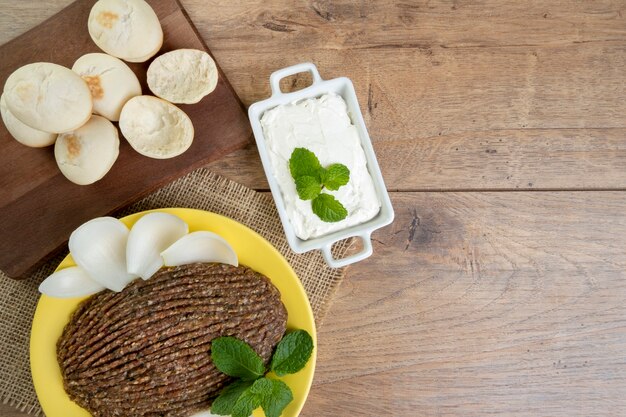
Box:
63, 135, 81, 160
15, 83, 36, 102
96, 11, 118, 29
82, 75, 104, 100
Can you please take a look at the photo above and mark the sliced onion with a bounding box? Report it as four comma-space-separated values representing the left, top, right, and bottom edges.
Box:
39, 266, 105, 298
69, 217, 137, 292
161, 231, 238, 267
126, 212, 189, 279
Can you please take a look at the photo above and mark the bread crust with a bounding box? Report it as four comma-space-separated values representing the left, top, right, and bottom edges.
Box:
147, 49, 218, 104
119, 95, 194, 159
3, 62, 92, 133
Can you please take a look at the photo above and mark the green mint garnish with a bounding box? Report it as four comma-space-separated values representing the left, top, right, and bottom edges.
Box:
249, 376, 274, 395
211, 336, 265, 381
289, 148, 322, 180
270, 329, 314, 376
288, 148, 350, 223
259, 378, 294, 417
322, 163, 350, 191
231, 385, 263, 417
211, 330, 314, 417
312, 193, 348, 223
224, 378, 294, 417
210, 380, 253, 415
295, 176, 322, 200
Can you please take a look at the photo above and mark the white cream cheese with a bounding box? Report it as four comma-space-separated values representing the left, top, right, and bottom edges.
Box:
261, 93, 381, 240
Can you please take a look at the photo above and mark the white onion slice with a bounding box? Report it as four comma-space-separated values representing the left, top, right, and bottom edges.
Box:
39, 266, 106, 298
69, 217, 137, 292
161, 231, 238, 267
126, 212, 189, 279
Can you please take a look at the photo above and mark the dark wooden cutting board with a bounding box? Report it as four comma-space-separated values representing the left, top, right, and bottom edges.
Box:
0, 0, 252, 278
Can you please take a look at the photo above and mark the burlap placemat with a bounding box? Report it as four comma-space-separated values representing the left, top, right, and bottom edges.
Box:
0, 169, 351, 415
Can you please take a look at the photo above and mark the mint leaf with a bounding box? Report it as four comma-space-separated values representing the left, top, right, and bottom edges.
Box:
289, 148, 351, 222
210, 332, 309, 417
211, 380, 253, 415
289, 148, 322, 180
211, 337, 265, 381
228, 378, 293, 417
230, 378, 272, 417
249, 377, 273, 395
270, 330, 314, 376
295, 176, 321, 200
322, 163, 350, 191
231, 386, 262, 417
260, 379, 293, 417
311, 193, 348, 223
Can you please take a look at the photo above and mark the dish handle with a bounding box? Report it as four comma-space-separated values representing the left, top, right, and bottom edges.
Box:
269, 62, 323, 98
321, 232, 373, 268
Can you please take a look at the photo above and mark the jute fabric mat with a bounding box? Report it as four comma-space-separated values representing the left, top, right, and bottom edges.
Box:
0, 169, 350, 415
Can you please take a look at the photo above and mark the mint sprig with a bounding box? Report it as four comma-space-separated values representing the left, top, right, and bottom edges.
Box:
289, 148, 322, 180
210, 330, 314, 417
231, 384, 262, 417
259, 378, 294, 417
322, 163, 350, 191
211, 337, 266, 381
295, 176, 321, 201
311, 194, 348, 223
288, 148, 350, 222
270, 329, 314, 376
210, 380, 253, 415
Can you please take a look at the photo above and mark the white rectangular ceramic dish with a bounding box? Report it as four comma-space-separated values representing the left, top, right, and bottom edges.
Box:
248, 62, 394, 268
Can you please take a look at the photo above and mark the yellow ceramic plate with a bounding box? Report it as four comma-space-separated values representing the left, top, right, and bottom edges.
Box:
30, 208, 316, 417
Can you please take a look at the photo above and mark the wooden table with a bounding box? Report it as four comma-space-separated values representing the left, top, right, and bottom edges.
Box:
2, 1, 625, 416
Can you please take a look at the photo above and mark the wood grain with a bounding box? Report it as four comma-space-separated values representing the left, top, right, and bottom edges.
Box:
194, 0, 625, 191
1, 1, 625, 192
207, 128, 626, 191
5, 191, 625, 417
0, 0, 251, 278
2, 0, 626, 416
301, 192, 626, 416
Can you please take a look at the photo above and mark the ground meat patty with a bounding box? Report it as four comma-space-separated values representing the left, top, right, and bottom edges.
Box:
57, 263, 287, 417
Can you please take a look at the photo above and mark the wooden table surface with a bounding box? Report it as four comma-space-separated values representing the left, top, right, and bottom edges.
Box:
2, 1, 625, 416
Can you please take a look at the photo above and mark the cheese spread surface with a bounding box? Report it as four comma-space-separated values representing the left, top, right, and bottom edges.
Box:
261, 93, 381, 240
